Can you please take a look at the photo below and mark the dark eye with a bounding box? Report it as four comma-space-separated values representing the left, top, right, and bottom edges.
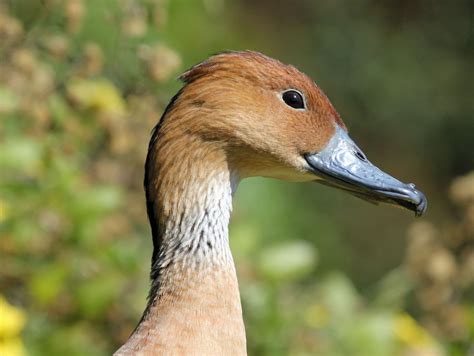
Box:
282, 90, 305, 109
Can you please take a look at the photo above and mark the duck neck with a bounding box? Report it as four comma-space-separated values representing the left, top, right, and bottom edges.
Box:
117, 135, 246, 355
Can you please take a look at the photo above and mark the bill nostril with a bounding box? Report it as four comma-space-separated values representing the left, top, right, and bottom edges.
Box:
354, 150, 366, 161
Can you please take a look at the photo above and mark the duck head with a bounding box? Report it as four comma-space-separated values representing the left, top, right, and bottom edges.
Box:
170, 51, 427, 216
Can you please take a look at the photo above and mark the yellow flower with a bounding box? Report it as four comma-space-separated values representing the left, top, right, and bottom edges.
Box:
0, 296, 26, 356
0, 338, 26, 356
67, 78, 126, 116
394, 313, 434, 347
0, 200, 8, 223
0, 296, 26, 339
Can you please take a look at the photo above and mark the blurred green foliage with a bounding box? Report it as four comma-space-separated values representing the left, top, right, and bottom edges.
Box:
0, 0, 473, 355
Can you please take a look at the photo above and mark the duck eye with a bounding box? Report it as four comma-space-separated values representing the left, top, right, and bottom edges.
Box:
282, 90, 305, 109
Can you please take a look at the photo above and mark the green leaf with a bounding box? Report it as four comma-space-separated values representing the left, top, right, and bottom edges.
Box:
258, 240, 317, 282
29, 265, 69, 306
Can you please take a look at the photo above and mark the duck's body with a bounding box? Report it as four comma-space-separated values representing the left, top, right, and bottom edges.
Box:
116, 51, 426, 355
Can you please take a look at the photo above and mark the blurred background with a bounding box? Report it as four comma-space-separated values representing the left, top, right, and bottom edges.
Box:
0, 0, 473, 355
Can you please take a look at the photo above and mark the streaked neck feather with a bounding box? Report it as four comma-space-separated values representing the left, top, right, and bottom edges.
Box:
116, 144, 246, 355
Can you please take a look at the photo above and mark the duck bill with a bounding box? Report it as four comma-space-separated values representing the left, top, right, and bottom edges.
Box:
304, 126, 427, 216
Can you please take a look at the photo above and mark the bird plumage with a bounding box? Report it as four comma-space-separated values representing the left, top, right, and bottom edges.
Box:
115, 51, 426, 355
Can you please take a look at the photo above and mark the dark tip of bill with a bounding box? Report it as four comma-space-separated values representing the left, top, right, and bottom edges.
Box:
415, 192, 428, 217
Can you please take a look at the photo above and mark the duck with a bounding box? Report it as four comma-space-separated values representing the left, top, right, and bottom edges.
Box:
115, 51, 427, 355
